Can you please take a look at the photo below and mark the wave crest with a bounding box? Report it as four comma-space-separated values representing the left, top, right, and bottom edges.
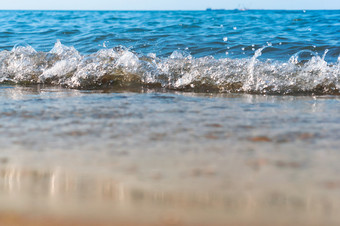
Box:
0, 41, 339, 95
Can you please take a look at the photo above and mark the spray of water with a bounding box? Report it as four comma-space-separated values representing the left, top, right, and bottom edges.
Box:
0, 41, 339, 95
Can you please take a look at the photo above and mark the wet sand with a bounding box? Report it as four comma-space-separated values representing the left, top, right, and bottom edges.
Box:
0, 214, 328, 226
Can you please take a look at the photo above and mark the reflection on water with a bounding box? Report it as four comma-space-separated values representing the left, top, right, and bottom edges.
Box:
0, 165, 340, 225
0, 166, 125, 202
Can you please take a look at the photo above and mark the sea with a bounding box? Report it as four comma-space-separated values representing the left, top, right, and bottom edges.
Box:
0, 10, 339, 226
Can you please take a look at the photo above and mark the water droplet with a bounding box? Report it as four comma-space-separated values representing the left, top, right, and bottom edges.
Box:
233, 27, 237, 30
242, 47, 245, 51
223, 37, 228, 42
147, 53, 156, 58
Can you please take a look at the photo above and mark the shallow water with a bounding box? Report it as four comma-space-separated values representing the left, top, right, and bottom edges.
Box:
0, 85, 340, 225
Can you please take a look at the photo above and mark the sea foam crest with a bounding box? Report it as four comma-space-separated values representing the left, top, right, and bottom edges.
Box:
0, 41, 339, 95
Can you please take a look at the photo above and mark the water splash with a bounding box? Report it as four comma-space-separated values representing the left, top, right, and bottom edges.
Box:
0, 41, 339, 95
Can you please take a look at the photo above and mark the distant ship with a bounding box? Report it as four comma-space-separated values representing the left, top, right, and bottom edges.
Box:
236, 8, 248, 11
235, 4, 249, 11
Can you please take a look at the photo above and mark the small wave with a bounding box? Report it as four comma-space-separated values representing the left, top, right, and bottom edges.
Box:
0, 41, 339, 95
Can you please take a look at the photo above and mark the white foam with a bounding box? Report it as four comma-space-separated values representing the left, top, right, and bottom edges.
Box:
0, 41, 339, 95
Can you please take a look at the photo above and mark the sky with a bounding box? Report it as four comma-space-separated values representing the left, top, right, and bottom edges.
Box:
1, 0, 339, 10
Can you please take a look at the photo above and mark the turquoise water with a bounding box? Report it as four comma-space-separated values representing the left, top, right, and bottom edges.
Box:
1, 10, 339, 60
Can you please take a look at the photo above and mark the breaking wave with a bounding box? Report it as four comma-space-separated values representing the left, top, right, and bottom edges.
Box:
0, 41, 339, 95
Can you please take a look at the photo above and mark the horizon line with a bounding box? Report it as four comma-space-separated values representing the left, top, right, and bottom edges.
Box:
0, 9, 339, 11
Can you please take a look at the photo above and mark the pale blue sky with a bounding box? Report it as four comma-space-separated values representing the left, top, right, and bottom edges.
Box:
1, 0, 339, 10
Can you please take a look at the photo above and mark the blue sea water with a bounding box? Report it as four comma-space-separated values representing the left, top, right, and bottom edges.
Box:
0, 10, 339, 94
